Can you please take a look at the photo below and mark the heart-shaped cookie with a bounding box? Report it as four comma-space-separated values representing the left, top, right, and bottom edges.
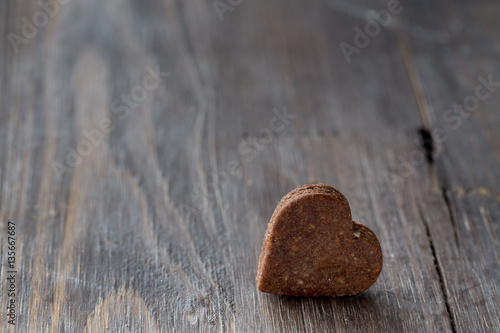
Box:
257, 184, 383, 297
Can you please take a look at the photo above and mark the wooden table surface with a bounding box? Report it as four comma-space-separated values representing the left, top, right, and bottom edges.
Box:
1, 0, 500, 332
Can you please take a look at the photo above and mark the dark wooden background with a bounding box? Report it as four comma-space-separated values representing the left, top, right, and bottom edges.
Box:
1, 0, 499, 332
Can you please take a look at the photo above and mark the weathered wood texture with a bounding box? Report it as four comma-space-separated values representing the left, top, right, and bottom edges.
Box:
0, 0, 499, 332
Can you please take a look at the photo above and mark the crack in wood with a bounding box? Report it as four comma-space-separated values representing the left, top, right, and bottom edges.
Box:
417, 126, 439, 190
418, 127, 435, 165
423, 219, 458, 333
417, 122, 458, 332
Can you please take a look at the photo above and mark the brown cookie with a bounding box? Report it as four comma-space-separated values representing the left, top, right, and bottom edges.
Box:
256, 184, 383, 297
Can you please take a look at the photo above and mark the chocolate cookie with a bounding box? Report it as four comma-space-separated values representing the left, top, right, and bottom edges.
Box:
256, 184, 383, 297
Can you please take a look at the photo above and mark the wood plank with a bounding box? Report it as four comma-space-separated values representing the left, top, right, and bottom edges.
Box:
0, 0, 498, 332
395, 1, 500, 331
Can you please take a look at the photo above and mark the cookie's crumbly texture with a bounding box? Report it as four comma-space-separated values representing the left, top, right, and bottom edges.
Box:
256, 184, 383, 297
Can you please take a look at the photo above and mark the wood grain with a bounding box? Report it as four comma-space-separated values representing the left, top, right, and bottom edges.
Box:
1, 0, 499, 332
